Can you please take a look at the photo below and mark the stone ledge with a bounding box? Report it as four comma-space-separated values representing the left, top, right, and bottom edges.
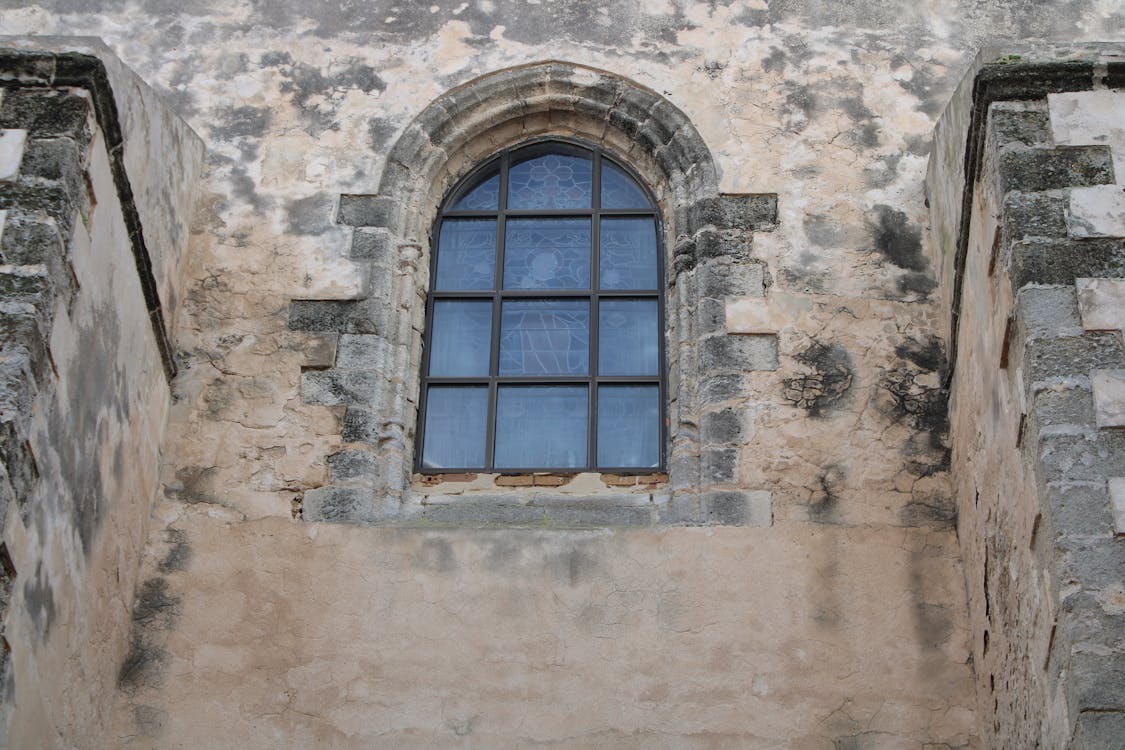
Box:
1092, 369, 1125, 428
0, 129, 25, 181
1069, 186, 1125, 238
1109, 478, 1125, 536
1076, 277, 1125, 332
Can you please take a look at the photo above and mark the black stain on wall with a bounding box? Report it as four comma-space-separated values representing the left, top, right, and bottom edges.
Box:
809, 464, 844, 524
871, 204, 926, 271
783, 343, 854, 417
286, 192, 333, 236
211, 105, 272, 141
118, 577, 181, 694
23, 562, 56, 640
157, 529, 192, 574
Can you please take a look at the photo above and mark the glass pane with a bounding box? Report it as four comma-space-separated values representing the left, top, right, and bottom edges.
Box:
435, 219, 496, 290
598, 299, 659, 376
429, 300, 492, 376
600, 161, 651, 209
504, 218, 591, 290
495, 386, 587, 469
597, 385, 660, 468
500, 299, 589, 375
507, 151, 593, 210
422, 386, 488, 469
450, 165, 500, 211
600, 218, 658, 290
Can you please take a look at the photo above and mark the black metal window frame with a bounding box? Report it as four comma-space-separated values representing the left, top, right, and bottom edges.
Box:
416, 139, 667, 474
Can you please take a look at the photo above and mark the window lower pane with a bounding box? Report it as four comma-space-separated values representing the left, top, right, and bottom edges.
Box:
494, 385, 587, 469
421, 386, 488, 469
598, 298, 659, 375
600, 218, 658, 289
597, 385, 660, 468
429, 300, 492, 376
435, 219, 496, 290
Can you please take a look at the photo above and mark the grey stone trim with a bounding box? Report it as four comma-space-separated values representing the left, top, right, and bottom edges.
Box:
289, 61, 782, 526
0, 48, 177, 381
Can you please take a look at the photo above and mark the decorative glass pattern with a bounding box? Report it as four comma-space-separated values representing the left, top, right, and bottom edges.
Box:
450, 165, 500, 210
429, 300, 492, 376
600, 218, 659, 290
503, 218, 591, 290
507, 152, 592, 210
421, 386, 488, 469
499, 299, 590, 375
597, 385, 660, 468
598, 299, 659, 375
601, 161, 652, 209
495, 386, 588, 469
419, 141, 664, 472
435, 219, 496, 290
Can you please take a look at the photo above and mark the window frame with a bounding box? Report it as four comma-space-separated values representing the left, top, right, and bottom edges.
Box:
415, 139, 667, 474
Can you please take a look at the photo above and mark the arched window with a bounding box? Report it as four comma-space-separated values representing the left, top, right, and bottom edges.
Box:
416, 141, 665, 473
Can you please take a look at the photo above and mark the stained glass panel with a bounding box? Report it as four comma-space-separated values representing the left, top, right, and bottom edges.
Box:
495, 386, 587, 469
600, 160, 651, 209
600, 218, 658, 290
598, 299, 659, 375
421, 386, 488, 469
450, 165, 500, 211
504, 218, 591, 290
499, 299, 590, 375
435, 219, 496, 290
507, 151, 592, 210
597, 385, 660, 468
429, 300, 492, 376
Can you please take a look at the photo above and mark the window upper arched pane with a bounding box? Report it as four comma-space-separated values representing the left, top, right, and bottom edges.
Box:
419, 141, 664, 472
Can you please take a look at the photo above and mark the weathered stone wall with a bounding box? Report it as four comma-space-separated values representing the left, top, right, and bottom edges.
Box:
0, 47, 202, 748
0, 1, 1118, 747
935, 54, 1125, 749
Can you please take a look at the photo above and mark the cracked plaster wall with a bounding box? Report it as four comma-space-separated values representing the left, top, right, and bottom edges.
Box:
0, 0, 1118, 747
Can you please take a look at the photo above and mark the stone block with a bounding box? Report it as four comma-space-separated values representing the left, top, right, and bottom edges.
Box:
341, 407, 378, 444
1010, 238, 1125, 288
700, 490, 772, 527
698, 373, 750, 405
1004, 192, 1068, 241
302, 486, 371, 523
19, 137, 84, 194
327, 450, 377, 486
701, 408, 744, 445
700, 333, 778, 373
1070, 652, 1125, 712
1068, 186, 1125, 238
0, 129, 26, 181
718, 193, 778, 231
300, 369, 381, 407
288, 299, 377, 334
1033, 384, 1096, 428
337, 194, 397, 228
0, 89, 90, 140
1109, 478, 1125, 536
987, 103, 1052, 149
1072, 710, 1125, 750
335, 334, 392, 370
725, 297, 787, 334
1075, 277, 1125, 331
701, 447, 736, 483
1024, 333, 1125, 383
1092, 369, 1125, 428
350, 227, 393, 261
997, 145, 1114, 194
1038, 429, 1125, 483
0, 210, 63, 266
1047, 89, 1125, 182
1044, 481, 1116, 538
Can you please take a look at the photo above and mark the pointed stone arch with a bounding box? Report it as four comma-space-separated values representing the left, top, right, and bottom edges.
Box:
291, 61, 779, 525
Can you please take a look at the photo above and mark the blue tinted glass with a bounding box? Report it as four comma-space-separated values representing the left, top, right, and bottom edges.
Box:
597, 386, 660, 468
429, 300, 492, 376
504, 218, 591, 290
598, 299, 659, 375
435, 219, 496, 290
600, 218, 658, 290
450, 166, 500, 211
600, 161, 651, 209
495, 386, 587, 469
508, 152, 592, 209
422, 386, 488, 469
500, 299, 589, 375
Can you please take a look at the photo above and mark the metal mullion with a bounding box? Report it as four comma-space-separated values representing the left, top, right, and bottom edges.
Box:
415, 212, 443, 471
596, 289, 660, 297
504, 208, 592, 217
597, 209, 658, 217
656, 209, 668, 472
485, 151, 510, 470
496, 289, 589, 298
425, 377, 491, 384
595, 376, 661, 383
495, 376, 591, 384
442, 210, 500, 219
589, 150, 602, 470
430, 291, 494, 299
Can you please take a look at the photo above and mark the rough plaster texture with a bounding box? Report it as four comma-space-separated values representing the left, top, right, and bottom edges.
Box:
0, 0, 1119, 747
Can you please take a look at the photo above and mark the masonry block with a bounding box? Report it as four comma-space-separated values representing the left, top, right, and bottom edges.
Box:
335, 334, 392, 370
337, 194, 398, 227
302, 486, 371, 523
1038, 429, 1125, 483
700, 333, 778, 372
997, 146, 1114, 194
0, 89, 90, 140
1068, 186, 1125, 238
1023, 333, 1125, 383
341, 407, 379, 445
1043, 480, 1116, 538
718, 193, 778, 231
300, 369, 381, 407
1092, 369, 1125, 428
987, 103, 1052, 149
1072, 710, 1125, 750
349, 227, 394, 261
326, 450, 377, 486
700, 490, 772, 527
1010, 238, 1125, 287
1075, 277, 1125, 331
288, 299, 378, 334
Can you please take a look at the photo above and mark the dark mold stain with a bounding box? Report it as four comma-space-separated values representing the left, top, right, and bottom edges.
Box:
165, 466, 219, 504
865, 154, 901, 189
761, 47, 787, 73
277, 60, 386, 135
157, 529, 192, 574
367, 117, 399, 152
809, 464, 844, 524
895, 65, 947, 117
894, 335, 946, 375
285, 192, 333, 236
900, 497, 957, 528
898, 271, 937, 298
416, 537, 457, 573
550, 546, 598, 586
781, 84, 817, 133
132, 578, 181, 630
881, 368, 949, 439
783, 342, 854, 417
118, 577, 181, 694
23, 562, 56, 640
803, 213, 844, 248
228, 164, 270, 210
211, 105, 271, 141
871, 204, 926, 271
117, 635, 170, 693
